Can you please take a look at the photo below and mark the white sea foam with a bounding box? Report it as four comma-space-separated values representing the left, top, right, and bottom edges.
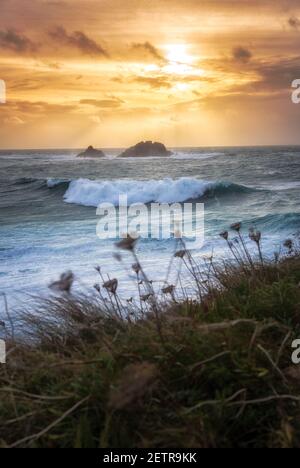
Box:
47, 178, 70, 188
274, 181, 300, 191
63, 177, 216, 207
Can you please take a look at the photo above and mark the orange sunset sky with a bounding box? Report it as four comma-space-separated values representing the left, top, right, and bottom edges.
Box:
0, 0, 300, 149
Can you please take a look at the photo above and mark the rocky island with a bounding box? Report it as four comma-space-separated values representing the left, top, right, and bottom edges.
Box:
77, 146, 105, 158
119, 141, 172, 158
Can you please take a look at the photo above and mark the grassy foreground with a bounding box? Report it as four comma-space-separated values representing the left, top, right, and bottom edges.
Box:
1, 231, 300, 448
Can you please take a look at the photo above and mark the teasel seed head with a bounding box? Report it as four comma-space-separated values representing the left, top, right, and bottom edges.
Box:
132, 263, 141, 274
230, 222, 242, 232
116, 234, 139, 251
162, 285, 175, 295
103, 278, 118, 294
175, 250, 186, 259
220, 231, 229, 240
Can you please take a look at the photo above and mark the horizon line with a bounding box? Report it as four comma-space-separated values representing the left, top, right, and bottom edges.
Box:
1, 143, 300, 152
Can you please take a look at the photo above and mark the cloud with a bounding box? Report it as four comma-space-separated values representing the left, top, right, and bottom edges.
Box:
4, 116, 25, 125
252, 56, 300, 91
133, 75, 172, 89
0, 29, 37, 53
288, 16, 300, 30
80, 98, 123, 108
11, 99, 78, 115
48, 26, 108, 57
232, 46, 252, 63
132, 41, 165, 62
219, 55, 300, 95
114, 74, 172, 89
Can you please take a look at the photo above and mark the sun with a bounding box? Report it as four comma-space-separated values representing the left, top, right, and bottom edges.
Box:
162, 43, 199, 76
165, 44, 192, 64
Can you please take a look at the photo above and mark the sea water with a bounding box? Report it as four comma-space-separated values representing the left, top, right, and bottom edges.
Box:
0, 146, 300, 312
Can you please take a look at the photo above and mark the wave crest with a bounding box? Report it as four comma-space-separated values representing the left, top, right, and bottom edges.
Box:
62, 177, 254, 207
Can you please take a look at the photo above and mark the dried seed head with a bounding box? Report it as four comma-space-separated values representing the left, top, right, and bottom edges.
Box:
231, 222, 242, 232
116, 234, 139, 251
220, 231, 229, 240
103, 278, 118, 294
94, 283, 101, 293
132, 263, 141, 274
141, 293, 153, 302
174, 250, 186, 259
249, 228, 261, 244
95, 266, 101, 274
49, 271, 74, 293
127, 297, 133, 304
162, 285, 175, 295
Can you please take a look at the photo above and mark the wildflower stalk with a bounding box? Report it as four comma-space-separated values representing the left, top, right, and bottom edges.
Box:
237, 231, 254, 268
1, 293, 15, 341
249, 229, 264, 266
230, 223, 254, 268
116, 235, 165, 344
131, 251, 165, 345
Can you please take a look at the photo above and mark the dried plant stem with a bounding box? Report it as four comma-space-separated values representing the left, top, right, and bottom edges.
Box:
9, 396, 90, 448
257, 241, 264, 266
131, 251, 164, 344
238, 232, 254, 268
1, 293, 15, 340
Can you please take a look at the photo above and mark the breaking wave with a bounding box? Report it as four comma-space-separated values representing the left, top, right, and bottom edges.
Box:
61, 177, 256, 207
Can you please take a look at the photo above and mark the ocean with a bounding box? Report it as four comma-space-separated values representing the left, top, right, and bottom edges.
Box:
1, 146, 300, 313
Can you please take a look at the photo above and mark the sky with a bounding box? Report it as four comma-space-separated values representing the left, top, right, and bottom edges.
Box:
0, 0, 300, 148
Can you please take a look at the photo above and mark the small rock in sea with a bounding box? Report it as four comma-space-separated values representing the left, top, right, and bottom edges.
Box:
119, 141, 172, 158
77, 145, 105, 158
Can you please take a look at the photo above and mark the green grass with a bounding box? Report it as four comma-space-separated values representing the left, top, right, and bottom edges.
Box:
1, 238, 300, 448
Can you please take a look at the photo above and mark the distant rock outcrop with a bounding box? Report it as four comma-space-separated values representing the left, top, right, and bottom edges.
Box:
119, 141, 172, 158
77, 146, 105, 158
